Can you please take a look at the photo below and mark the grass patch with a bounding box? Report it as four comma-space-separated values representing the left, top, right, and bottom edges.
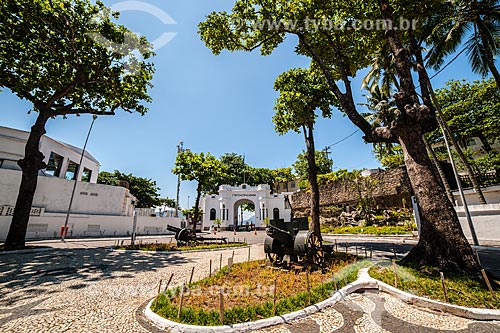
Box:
114, 242, 247, 252
152, 254, 370, 326
321, 225, 416, 235
369, 263, 500, 309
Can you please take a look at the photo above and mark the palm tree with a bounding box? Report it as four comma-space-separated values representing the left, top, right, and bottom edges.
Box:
361, 42, 399, 95
426, 0, 500, 91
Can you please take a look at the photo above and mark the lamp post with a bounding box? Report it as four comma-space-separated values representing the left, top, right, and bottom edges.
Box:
437, 117, 479, 246
175, 141, 184, 217
61, 115, 97, 241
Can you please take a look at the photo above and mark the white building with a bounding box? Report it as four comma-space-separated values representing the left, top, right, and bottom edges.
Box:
0, 126, 181, 241
201, 184, 293, 230
0, 125, 100, 182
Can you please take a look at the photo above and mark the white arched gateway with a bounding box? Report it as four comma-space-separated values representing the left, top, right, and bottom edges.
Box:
200, 184, 293, 231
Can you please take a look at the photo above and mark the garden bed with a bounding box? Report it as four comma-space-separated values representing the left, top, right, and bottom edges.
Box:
152, 253, 367, 326
369, 263, 500, 309
321, 225, 416, 235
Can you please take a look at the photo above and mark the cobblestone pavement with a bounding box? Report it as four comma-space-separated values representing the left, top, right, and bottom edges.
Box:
255, 290, 500, 333
1, 245, 500, 333
0, 245, 263, 333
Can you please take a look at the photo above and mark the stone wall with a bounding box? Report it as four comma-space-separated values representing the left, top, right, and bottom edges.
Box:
291, 167, 413, 212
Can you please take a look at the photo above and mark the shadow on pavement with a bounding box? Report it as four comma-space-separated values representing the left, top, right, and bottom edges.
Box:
0, 248, 191, 304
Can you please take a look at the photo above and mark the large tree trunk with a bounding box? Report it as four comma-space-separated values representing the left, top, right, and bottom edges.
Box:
378, 0, 480, 274
399, 128, 480, 273
4, 112, 50, 250
303, 125, 321, 240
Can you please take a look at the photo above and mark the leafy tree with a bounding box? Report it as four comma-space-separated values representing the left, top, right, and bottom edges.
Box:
97, 170, 161, 208
271, 167, 295, 192
159, 197, 178, 209
292, 149, 334, 180
0, 0, 154, 249
273, 67, 335, 238
219, 153, 247, 186
373, 144, 405, 169
435, 78, 500, 151
199, 0, 480, 273
271, 167, 295, 183
172, 150, 226, 229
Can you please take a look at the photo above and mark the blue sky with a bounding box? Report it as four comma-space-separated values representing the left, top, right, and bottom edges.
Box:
0, 0, 485, 209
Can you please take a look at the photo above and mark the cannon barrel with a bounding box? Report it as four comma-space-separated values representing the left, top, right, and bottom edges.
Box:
266, 224, 294, 248
167, 225, 182, 233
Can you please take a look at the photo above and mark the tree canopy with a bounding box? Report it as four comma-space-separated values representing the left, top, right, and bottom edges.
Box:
0, 0, 154, 117
97, 170, 161, 208
293, 150, 333, 179
434, 78, 500, 150
172, 150, 226, 226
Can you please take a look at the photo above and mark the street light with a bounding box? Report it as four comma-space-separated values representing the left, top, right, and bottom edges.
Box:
61, 115, 97, 241
175, 141, 184, 217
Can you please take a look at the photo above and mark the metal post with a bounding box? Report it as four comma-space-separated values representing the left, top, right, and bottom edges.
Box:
175, 141, 183, 217
438, 117, 479, 246
131, 208, 138, 246
61, 115, 97, 241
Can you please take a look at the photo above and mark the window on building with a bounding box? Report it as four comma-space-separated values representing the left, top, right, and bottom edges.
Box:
210, 208, 216, 220
81, 168, 92, 182
273, 208, 280, 221
290, 182, 296, 188
45, 152, 63, 177
65, 160, 79, 180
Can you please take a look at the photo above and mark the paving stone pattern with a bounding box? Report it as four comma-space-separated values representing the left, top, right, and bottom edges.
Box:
1, 246, 500, 333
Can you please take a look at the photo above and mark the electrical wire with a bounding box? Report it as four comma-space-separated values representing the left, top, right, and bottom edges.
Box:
325, 129, 360, 149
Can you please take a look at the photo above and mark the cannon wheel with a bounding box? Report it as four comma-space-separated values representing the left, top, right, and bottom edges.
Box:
305, 231, 324, 268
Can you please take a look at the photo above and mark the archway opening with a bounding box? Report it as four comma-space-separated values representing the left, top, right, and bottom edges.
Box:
233, 199, 255, 231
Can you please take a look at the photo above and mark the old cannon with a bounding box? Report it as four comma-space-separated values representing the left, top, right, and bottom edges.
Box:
167, 225, 228, 246
264, 218, 329, 268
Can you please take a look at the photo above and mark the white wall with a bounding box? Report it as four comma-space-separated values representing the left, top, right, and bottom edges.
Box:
0, 168, 134, 216
0, 214, 183, 241
456, 203, 500, 245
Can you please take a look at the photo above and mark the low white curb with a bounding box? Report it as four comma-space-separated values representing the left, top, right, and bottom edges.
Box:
377, 280, 500, 321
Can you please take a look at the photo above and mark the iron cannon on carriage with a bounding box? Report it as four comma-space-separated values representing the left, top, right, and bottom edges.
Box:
167, 225, 228, 246
264, 218, 333, 268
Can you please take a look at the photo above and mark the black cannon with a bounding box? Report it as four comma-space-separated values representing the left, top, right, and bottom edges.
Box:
167, 225, 228, 246
264, 218, 328, 268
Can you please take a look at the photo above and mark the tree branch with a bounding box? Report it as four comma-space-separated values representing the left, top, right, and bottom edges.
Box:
297, 33, 396, 144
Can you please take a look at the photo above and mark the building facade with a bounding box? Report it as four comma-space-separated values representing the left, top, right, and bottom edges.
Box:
201, 184, 293, 230
0, 126, 100, 182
